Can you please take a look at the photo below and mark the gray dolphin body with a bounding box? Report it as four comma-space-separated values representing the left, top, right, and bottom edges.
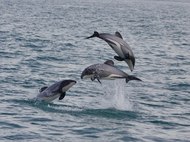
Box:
81, 60, 141, 84
36, 80, 76, 102
86, 31, 135, 72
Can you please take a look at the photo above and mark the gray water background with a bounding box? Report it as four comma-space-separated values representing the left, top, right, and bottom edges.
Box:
0, 0, 190, 141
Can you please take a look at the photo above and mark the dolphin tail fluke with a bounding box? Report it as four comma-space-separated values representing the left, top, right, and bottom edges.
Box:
126, 75, 142, 83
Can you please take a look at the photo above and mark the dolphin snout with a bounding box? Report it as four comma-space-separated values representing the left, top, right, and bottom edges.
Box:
81, 72, 84, 79
67, 80, 77, 84
73, 80, 77, 84
70, 80, 77, 85
81, 70, 87, 79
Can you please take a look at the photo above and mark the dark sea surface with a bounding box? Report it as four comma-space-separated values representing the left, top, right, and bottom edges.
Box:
0, 0, 190, 141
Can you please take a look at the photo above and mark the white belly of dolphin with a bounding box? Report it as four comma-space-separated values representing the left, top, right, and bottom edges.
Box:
125, 59, 134, 71
107, 39, 125, 58
104, 74, 124, 79
82, 75, 94, 79
61, 82, 76, 92
37, 93, 60, 102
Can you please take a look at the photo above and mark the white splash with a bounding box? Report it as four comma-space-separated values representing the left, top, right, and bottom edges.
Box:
100, 79, 133, 110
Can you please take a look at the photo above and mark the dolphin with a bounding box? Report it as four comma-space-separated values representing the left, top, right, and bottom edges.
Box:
81, 60, 141, 84
36, 80, 76, 102
86, 31, 135, 72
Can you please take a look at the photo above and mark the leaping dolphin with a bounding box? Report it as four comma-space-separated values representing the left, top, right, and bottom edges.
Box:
81, 60, 141, 84
86, 31, 135, 72
36, 80, 76, 102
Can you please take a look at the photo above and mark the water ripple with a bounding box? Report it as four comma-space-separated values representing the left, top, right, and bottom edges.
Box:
1, 0, 190, 141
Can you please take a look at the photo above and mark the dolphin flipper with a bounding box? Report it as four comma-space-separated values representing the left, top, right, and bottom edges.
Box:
115, 31, 123, 39
59, 92, 66, 100
91, 74, 101, 84
91, 77, 95, 81
114, 56, 124, 61
96, 77, 101, 84
94, 73, 101, 84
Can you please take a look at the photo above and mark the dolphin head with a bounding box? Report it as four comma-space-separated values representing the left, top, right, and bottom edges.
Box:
59, 80, 77, 92
86, 31, 99, 39
81, 67, 94, 79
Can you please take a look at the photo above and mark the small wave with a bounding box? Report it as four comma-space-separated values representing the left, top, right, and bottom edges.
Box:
9, 98, 83, 114
7, 98, 139, 120
167, 82, 190, 91
147, 120, 190, 128
3, 133, 40, 141
0, 121, 25, 129
80, 108, 139, 120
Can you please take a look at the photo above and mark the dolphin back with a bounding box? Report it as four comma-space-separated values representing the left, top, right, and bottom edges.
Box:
96, 64, 128, 79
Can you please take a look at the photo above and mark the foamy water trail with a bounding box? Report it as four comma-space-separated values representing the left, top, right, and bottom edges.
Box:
100, 80, 133, 110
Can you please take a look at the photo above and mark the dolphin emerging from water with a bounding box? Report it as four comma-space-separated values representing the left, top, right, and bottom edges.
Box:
86, 31, 135, 72
81, 60, 141, 84
36, 80, 76, 102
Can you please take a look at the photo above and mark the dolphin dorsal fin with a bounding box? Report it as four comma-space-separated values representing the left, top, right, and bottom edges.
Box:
39, 86, 48, 92
104, 60, 114, 66
115, 31, 123, 39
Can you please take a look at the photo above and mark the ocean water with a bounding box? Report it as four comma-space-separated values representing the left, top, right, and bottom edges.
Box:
0, 0, 190, 141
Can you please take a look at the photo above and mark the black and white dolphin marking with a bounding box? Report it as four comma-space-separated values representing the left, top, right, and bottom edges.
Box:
81, 60, 141, 84
86, 31, 135, 72
36, 80, 76, 102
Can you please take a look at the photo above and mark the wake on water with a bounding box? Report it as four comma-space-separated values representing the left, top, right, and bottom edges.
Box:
98, 79, 133, 111
18, 79, 133, 112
